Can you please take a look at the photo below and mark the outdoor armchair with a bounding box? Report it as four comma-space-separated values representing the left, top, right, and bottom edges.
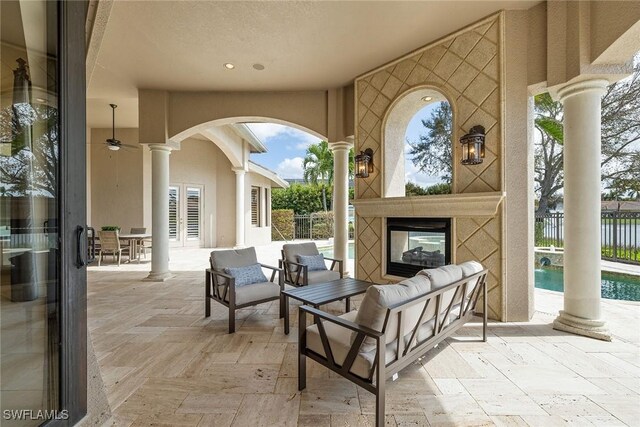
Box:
205, 247, 284, 333
280, 242, 343, 287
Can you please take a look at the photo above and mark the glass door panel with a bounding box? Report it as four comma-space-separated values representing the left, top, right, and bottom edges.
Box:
1, 0, 60, 424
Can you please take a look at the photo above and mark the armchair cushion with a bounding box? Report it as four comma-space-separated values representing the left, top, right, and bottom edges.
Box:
297, 254, 328, 271
233, 281, 280, 305
224, 263, 268, 287
210, 247, 258, 285
283, 242, 319, 272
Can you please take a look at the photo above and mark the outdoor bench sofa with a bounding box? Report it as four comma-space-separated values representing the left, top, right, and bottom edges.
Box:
298, 261, 488, 427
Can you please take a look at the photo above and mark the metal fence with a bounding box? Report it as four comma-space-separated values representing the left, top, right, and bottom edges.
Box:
535, 211, 640, 265
292, 214, 355, 240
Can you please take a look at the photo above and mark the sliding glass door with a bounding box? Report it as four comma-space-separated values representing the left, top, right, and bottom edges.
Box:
1, 1, 87, 425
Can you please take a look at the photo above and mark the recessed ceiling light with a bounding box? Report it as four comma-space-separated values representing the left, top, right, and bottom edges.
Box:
252, 63, 265, 71
223, 63, 235, 69
421, 96, 433, 102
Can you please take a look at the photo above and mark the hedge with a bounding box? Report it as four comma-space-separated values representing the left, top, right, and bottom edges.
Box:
272, 209, 294, 241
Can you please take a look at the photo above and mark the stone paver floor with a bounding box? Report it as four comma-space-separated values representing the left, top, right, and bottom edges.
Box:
89, 246, 640, 426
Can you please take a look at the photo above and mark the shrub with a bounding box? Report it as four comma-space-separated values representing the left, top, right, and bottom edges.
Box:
271, 209, 294, 240
272, 184, 333, 215
311, 211, 334, 239
101, 225, 120, 232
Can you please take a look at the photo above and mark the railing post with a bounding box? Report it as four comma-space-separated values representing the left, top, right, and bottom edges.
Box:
612, 212, 618, 262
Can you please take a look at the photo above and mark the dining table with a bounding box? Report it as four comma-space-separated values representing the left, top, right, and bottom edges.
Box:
118, 233, 152, 263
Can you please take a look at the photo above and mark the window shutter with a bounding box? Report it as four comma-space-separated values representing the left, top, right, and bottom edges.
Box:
186, 187, 201, 240
251, 187, 260, 226
169, 186, 179, 241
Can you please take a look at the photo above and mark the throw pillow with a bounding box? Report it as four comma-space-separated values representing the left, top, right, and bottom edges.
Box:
297, 254, 328, 271
224, 263, 268, 287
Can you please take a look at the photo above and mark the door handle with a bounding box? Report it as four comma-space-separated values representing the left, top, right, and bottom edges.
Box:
76, 225, 86, 268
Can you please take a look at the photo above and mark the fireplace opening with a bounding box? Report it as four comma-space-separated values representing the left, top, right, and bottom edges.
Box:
386, 217, 451, 278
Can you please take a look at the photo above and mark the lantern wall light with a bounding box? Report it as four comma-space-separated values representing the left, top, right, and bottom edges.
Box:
460, 125, 485, 165
355, 148, 374, 178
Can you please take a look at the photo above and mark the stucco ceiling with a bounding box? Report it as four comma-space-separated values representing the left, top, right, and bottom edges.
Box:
87, 0, 540, 128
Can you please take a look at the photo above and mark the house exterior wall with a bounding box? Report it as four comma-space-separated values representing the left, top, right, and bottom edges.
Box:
89, 129, 276, 248
245, 172, 273, 247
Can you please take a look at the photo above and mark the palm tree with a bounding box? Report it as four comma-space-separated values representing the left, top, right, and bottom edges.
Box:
303, 141, 333, 210
303, 140, 355, 211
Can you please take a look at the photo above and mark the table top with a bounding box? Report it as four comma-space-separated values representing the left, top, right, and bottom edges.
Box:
118, 233, 152, 239
282, 277, 375, 306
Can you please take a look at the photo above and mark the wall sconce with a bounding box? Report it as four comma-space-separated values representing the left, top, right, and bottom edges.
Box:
460, 125, 485, 165
355, 148, 374, 178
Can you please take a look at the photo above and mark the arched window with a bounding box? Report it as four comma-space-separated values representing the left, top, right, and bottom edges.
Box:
404, 98, 452, 195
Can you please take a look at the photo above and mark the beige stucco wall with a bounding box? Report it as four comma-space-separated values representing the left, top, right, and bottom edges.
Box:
90, 128, 146, 233
169, 137, 220, 247
354, 13, 507, 321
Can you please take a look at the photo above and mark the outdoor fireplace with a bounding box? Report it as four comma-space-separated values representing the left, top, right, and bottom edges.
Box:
386, 217, 451, 278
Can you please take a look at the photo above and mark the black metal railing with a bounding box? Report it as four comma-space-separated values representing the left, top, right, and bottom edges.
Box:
292, 214, 355, 240
535, 211, 640, 265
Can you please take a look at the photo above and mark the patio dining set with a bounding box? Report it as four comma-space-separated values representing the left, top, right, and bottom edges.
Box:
204, 242, 489, 427
91, 227, 152, 266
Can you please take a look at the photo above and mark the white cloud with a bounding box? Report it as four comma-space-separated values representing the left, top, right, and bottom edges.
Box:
404, 159, 441, 188
276, 157, 304, 179
246, 123, 320, 149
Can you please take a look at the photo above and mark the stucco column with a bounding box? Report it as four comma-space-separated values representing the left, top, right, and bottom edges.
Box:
329, 141, 353, 277
233, 167, 246, 248
145, 144, 173, 282
553, 79, 611, 341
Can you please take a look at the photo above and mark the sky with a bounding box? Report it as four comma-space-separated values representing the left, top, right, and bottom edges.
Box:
247, 102, 445, 188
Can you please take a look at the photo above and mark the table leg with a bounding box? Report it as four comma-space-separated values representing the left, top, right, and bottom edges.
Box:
284, 295, 290, 335
346, 297, 350, 312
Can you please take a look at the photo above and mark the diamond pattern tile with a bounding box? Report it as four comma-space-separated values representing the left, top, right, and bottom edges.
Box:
354, 15, 504, 318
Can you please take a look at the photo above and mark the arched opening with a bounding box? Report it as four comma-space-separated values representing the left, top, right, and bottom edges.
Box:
383, 87, 454, 197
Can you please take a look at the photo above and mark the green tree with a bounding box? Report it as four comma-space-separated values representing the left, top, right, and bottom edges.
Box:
271, 184, 333, 215
407, 102, 453, 187
535, 61, 640, 214
405, 181, 428, 196
302, 140, 355, 211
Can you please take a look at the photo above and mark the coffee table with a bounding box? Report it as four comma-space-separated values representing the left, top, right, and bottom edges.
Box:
282, 277, 375, 334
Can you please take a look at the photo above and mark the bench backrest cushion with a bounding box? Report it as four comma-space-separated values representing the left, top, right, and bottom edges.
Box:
283, 242, 319, 272
210, 247, 258, 285
418, 264, 463, 311
354, 275, 431, 352
459, 261, 484, 299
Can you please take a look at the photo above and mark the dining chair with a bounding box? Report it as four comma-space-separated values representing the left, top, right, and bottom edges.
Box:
97, 230, 130, 266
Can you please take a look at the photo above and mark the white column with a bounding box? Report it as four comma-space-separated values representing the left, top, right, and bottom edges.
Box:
553, 79, 611, 341
145, 144, 173, 282
233, 167, 246, 248
329, 141, 353, 276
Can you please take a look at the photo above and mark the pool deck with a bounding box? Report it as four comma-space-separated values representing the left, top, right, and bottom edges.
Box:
602, 260, 640, 276
87, 244, 640, 426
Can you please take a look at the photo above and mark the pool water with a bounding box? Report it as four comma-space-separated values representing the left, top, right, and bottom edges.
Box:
319, 242, 355, 259
535, 268, 640, 301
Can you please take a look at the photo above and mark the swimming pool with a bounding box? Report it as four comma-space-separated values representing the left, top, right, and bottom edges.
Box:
535, 267, 640, 301
319, 242, 355, 259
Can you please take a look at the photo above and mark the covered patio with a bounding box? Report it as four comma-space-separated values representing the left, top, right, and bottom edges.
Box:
88, 245, 639, 426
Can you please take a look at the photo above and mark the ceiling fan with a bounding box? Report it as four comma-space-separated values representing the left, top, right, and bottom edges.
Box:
105, 104, 139, 151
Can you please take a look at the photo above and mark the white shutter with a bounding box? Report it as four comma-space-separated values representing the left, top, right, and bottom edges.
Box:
251, 187, 260, 226
186, 187, 201, 240
169, 186, 179, 241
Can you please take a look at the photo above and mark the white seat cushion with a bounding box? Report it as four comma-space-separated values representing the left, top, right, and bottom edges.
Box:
306, 311, 397, 379
221, 281, 280, 305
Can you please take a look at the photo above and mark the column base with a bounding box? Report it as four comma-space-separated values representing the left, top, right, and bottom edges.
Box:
553, 310, 611, 341
143, 271, 175, 282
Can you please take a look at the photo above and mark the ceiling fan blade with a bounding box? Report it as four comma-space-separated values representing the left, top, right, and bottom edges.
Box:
119, 143, 140, 150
